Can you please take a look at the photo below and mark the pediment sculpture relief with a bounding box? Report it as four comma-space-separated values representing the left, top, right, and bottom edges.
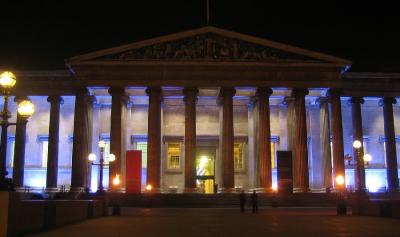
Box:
96, 33, 319, 62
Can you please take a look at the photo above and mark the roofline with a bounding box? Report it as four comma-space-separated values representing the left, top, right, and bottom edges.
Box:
65, 26, 352, 66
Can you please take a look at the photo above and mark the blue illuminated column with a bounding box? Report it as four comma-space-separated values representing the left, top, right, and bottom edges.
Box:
380, 97, 399, 192
349, 97, 366, 192
46, 95, 63, 191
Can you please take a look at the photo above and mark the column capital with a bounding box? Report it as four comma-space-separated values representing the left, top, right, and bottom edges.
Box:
217, 87, 236, 105
85, 95, 97, 105
291, 88, 309, 97
108, 87, 126, 96
183, 87, 199, 100
219, 87, 236, 97
74, 87, 90, 96
316, 97, 330, 106
47, 95, 64, 105
379, 97, 397, 107
282, 96, 295, 106
146, 86, 162, 95
327, 89, 342, 97
255, 87, 273, 98
348, 97, 365, 105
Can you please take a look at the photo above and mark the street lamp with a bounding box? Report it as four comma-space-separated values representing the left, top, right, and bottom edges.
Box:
335, 174, 347, 215
0, 71, 35, 190
363, 154, 372, 167
88, 140, 115, 194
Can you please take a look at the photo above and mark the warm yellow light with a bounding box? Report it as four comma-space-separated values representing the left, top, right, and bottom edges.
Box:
272, 184, 278, 192
17, 99, 35, 118
88, 153, 96, 162
98, 140, 106, 148
199, 155, 208, 168
108, 153, 116, 162
352, 140, 362, 149
113, 174, 120, 186
335, 175, 345, 186
145, 184, 152, 191
0, 71, 16, 89
363, 154, 372, 162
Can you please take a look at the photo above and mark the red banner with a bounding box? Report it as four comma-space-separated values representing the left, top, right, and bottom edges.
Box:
126, 150, 142, 193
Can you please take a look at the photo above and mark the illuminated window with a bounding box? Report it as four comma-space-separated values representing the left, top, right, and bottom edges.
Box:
167, 143, 181, 169
99, 134, 111, 164
234, 143, 243, 170
7, 136, 15, 168
271, 136, 279, 169
271, 143, 276, 168
38, 135, 49, 168
135, 142, 148, 168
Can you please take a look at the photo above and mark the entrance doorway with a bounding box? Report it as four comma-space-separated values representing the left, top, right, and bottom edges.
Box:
195, 147, 215, 194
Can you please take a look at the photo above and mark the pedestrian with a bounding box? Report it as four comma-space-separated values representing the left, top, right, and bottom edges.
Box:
250, 190, 258, 213
239, 190, 246, 213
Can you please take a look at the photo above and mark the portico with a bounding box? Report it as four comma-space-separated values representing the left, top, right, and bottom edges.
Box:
4, 26, 400, 193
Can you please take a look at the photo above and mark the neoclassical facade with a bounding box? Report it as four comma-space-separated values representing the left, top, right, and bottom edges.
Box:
4, 26, 400, 193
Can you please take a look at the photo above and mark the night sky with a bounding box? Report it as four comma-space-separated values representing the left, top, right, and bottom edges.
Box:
1, 1, 399, 72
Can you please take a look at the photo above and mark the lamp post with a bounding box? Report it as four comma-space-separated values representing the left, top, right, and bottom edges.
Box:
335, 174, 347, 215
88, 140, 115, 194
0, 71, 35, 190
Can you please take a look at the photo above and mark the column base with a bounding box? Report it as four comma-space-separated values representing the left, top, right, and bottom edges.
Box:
108, 187, 126, 193
69, 187, 85, 193
45, 187, 59, 193
293, 187, 310, 193
144, 187, 161, 194
218, 187, 236, 193
183, 187, 198, 193
253, 187, 274, 193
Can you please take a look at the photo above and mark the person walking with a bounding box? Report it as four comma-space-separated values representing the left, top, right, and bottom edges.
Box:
250, 190, 258, 213
239, 190, 246, 213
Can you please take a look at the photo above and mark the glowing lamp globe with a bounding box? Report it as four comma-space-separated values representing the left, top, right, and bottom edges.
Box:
98, 140, 106, 148
352, 140, 362, 149
17, 99, 35, 118
145, 184, 153, 192
88, 153, 96, 162
335, 175, 345, 186
113, 174, 120, 186
0, 71, 16, 89
108, 153, 116, 162
363, 154, 372, 162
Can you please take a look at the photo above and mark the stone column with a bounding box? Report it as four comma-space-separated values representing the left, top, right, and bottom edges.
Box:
380, 97, 399, 192
108, 87, 128, 191
146, 87, 162, 192
328, 89, 345, 189
292, 88, 309, 192
183, 87, 198, 192
317, 97, 332, 190
45, 96, 63, 191
350, 97, 366, 191
12, 97, 29, 188
219, 87, 236, 191
284, 96, 296, 186
256, 87, 273, 191
70, 88, 90, 192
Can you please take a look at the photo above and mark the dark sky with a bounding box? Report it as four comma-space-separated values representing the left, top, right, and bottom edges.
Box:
1, 1, 399, 72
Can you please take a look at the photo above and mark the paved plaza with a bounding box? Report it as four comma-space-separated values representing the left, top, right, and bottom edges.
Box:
27, 207, 400, 237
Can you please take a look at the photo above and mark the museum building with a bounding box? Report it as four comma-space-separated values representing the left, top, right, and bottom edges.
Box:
3, 26, 400, 193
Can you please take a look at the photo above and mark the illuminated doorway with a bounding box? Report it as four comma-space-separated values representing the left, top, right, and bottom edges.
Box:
196, 147, 215, 194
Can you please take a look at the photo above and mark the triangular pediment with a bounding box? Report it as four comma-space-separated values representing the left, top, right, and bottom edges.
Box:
66, 26, 351, 66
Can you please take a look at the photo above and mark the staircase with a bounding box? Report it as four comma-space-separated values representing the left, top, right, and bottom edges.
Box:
106, 193, 340, 208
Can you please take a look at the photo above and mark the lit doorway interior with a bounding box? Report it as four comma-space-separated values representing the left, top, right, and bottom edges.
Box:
196, 147, 215, 194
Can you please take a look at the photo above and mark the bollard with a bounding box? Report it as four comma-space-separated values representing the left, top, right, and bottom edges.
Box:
112, 205, 120, 216
337, 201, 347, 216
